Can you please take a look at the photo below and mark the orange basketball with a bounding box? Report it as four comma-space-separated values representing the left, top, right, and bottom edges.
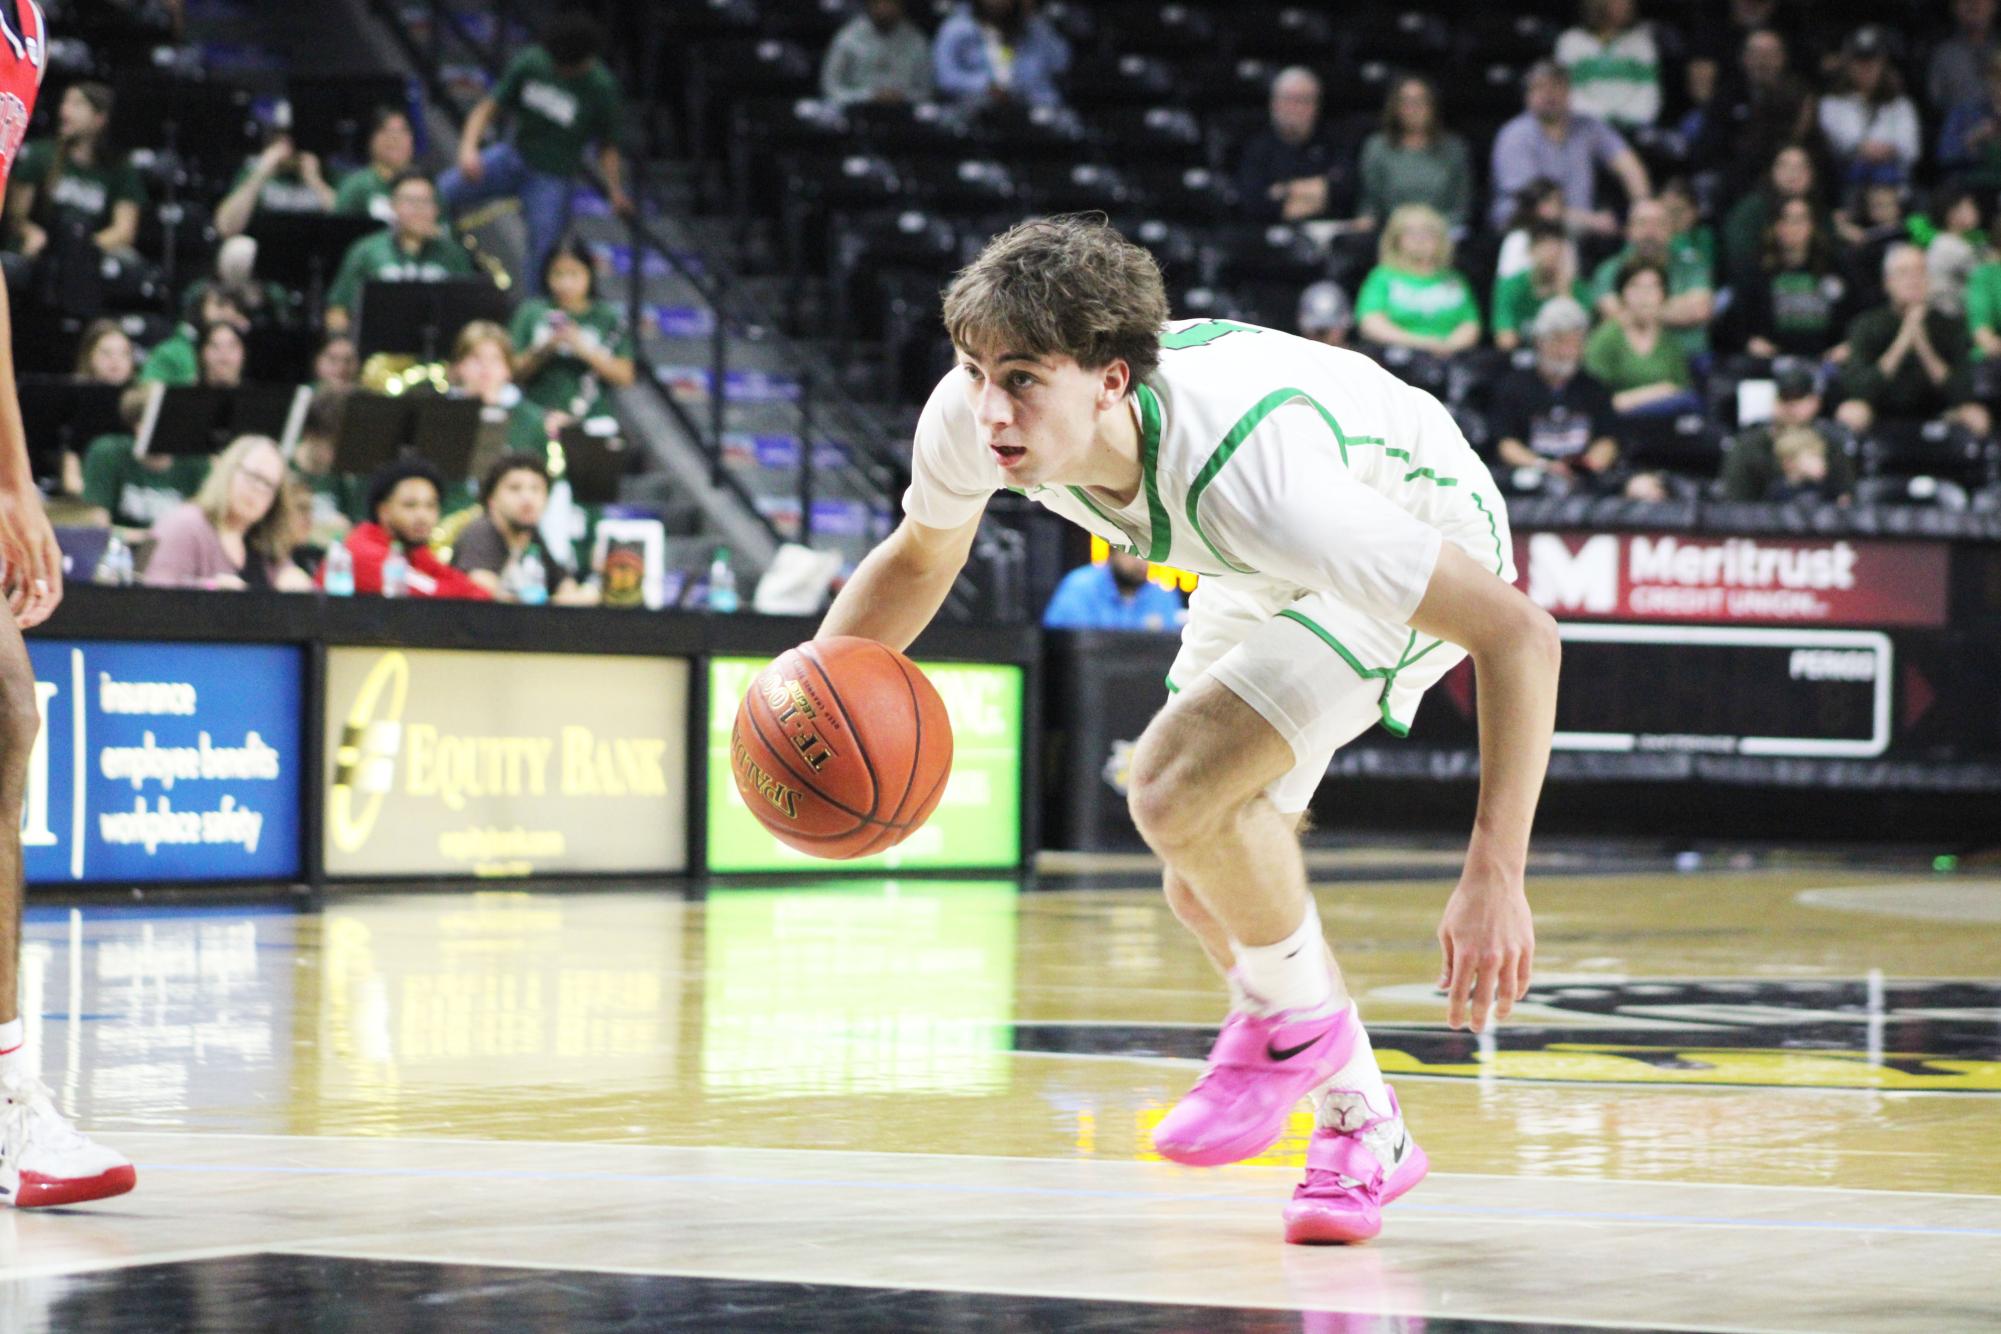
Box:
730, 636, 954, 859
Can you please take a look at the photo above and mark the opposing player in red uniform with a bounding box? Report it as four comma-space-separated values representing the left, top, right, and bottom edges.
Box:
0, 0, 138, 1207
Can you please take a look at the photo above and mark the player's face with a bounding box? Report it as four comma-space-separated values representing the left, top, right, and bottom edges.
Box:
956, 348, 1115, 487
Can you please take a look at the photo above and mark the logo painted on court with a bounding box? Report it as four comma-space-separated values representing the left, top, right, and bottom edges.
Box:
1013, 979, 2001, 1093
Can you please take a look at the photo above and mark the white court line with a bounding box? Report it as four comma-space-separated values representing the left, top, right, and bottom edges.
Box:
261, 1245, 1818, 1334
96, 1131, 2001, 1200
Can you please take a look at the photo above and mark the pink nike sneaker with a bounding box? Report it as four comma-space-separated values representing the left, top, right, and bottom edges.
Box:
1283, 1087, 1428, 1245
1152, 1006, 1358, 1167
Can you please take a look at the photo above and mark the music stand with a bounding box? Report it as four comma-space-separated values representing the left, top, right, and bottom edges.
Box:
247, 213, 380, 316
135, 384, 313, 459
17, 377, 125, 482
356, 278, 510, 363
332, 391, 483, 481
553, 425, 629, 506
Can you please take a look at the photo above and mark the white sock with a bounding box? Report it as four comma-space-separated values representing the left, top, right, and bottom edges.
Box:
0, 1017, 24, 1082
1315, 1007, 1395, 1129
1232, 899, 1337, 1017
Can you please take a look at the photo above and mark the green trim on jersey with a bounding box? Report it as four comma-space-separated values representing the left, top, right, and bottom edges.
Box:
1278, 608, 1426, 737
1134, 383, 1170, 562
1164, 676, 1181, 694
1468, 492, 1504, 576
1159, 320, 1261, 350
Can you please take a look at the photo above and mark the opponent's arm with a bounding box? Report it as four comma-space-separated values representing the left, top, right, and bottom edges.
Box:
0, 276, 61, 626
817, 511, 981, 651
1405, 543, 1559, 1031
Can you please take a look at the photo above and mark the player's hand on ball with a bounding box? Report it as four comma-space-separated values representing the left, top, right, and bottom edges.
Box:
1436, 879, 1534, 1033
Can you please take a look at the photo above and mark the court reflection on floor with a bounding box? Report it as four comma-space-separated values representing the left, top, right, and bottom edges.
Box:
19, 871, 2001, 1195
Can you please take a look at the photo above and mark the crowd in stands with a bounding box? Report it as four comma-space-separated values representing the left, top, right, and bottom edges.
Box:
802, 0, 2001, 526
15, 7, 645, 602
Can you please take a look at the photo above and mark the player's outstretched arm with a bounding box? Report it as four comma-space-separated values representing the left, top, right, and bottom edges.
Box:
816, 511, 982, 652
1406, 542, 1560, 1033
0, 277, 60, 628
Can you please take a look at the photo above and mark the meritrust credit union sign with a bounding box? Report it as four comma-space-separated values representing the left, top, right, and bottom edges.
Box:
323, 647, 689, 877
1518, 532, 1950, 627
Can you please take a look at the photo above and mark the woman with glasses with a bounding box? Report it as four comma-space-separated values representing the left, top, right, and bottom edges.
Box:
142, 434, 311, 591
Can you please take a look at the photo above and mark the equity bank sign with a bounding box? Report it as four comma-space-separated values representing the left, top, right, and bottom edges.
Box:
324, 648, 689, 877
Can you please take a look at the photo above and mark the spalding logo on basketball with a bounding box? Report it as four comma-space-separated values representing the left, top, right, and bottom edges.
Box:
730, 636, 953, 860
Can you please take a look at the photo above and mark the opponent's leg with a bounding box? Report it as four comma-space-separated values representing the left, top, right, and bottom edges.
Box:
0, 620, 134, 1207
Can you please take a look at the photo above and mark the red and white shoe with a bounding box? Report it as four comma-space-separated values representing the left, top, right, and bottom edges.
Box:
1152, 1005, 1359, 1167
1283, 1086, 1428, 1245
0, 1072, 135, 1208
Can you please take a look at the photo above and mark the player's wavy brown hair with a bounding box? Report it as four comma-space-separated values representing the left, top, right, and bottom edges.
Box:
942, 214, 1168, 391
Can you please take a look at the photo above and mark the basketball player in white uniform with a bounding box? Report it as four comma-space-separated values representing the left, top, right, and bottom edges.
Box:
818, 216, 1554, 1243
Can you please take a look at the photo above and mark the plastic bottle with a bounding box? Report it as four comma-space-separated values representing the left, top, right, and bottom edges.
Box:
323, 541, 355, 597
95, 535, 133, 586
515, 548, 549, 606
706, 545, 740, 613
381, 543, 409, 599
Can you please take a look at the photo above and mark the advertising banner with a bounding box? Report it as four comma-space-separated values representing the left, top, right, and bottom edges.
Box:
706, 657, 1024, 872
324, 648, 689, 878
25, 640, 303, 884
1517, 532, 1950, 627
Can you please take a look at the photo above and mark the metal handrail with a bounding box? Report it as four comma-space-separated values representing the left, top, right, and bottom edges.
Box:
374, 0, 785, 542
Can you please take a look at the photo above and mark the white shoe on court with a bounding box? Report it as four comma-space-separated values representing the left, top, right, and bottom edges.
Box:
0, 1072, 135, 1208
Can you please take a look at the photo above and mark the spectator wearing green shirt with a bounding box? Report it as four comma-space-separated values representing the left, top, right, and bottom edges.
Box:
1355, 76, 1472, 230
214, 131, 336, 240
141, 288, 254, 386
442, 16, 631, 289
510, 240, 635, 418
1492, 221, 1589, 352
324, 172, 477, 334
288, 389, 364, 547
1721, 145, 1824, 293
79, 385, 207, 538
1722, 198, 1852, 360
1587, 198, 1715, 358
1583, 258, 1701, 416
6, 83, 145, 261
1355, 204, 1481, 356
449, 321, 556, 509
333, 109, 417, 225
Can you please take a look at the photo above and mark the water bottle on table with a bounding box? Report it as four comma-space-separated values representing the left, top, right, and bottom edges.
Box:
381, 543, 409, 599
323, 541, 355, 597
707, 545, 740, 613
515, 548, 549, 606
